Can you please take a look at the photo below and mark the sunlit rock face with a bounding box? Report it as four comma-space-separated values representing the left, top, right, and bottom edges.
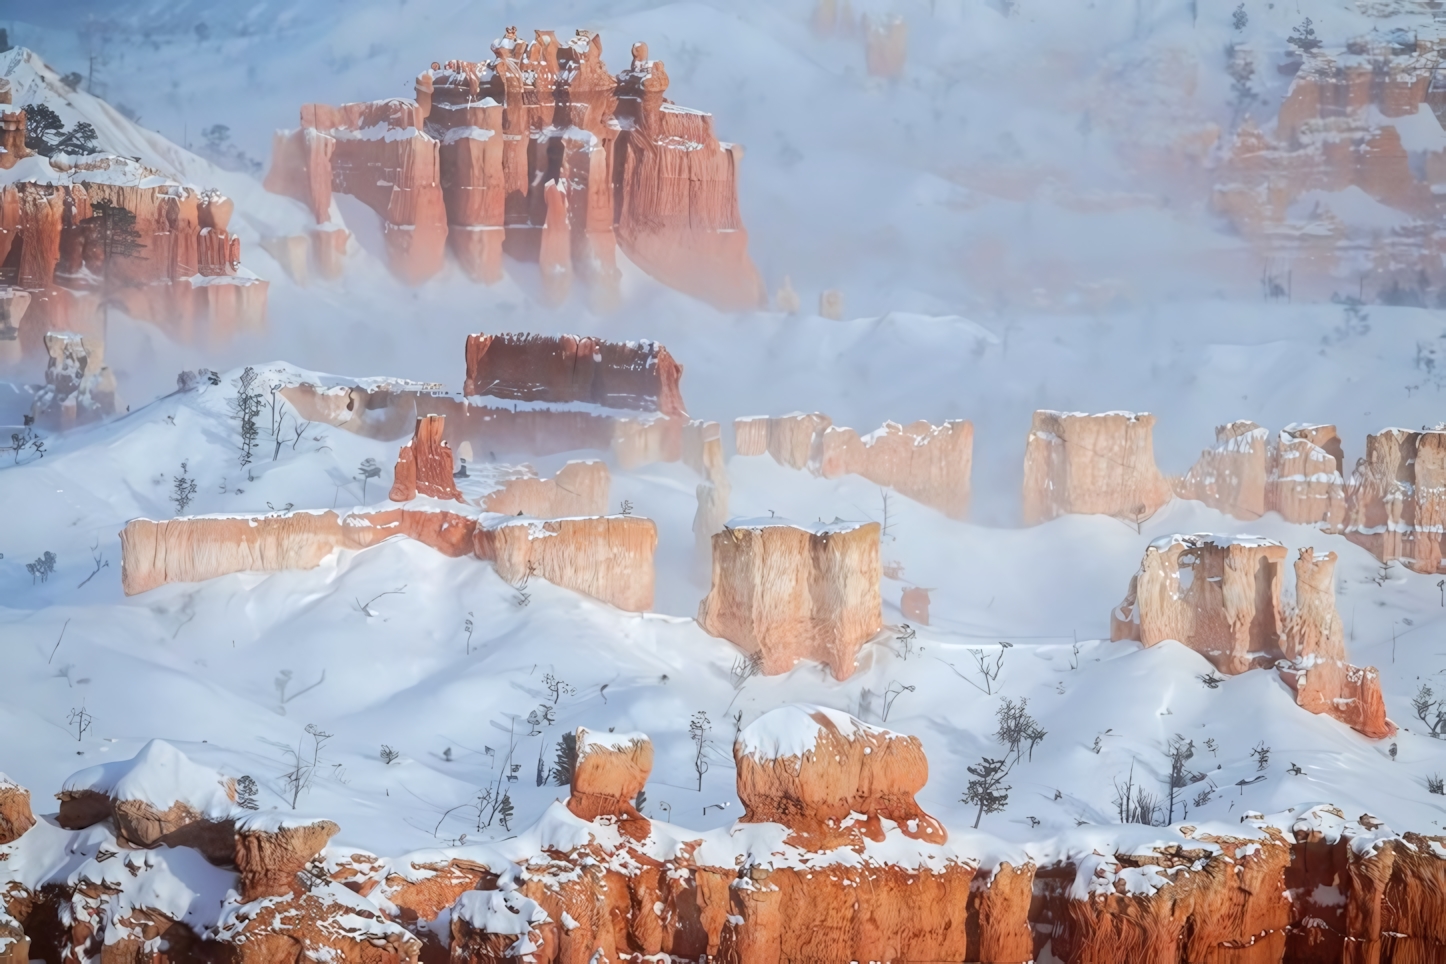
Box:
389, 414, 464, 503
474, 514, 657, 612
1, 155, 266, 354
1174, 421, 1346, 525
1113, 536, 1393, 738
696, 519, 881, 680
264, 30, 764, 310
1343, 427, 1446, 574
463, 332, 686, 418
1022, 410, 1173, 526
734, 412, 973, 519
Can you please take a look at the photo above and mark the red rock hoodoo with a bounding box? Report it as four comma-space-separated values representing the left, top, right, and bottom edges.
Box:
734, 412, 974, 519
265, 30, 764, 310
463, 332, 686, 418
0, 776, 34, 846
1023, 410, 1173, 525
696, 519, 881, 680
1112, 535, 1393, 737
474, 514, 657, 612
1174, 420, 1346, 525
389, 414, 464, 503
1343, 427, 1446, 573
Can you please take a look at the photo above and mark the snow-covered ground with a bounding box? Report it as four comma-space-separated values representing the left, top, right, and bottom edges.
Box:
3, 0, 1446, 862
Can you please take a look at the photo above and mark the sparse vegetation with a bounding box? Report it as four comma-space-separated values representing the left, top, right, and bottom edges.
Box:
23, 103, 99, 156
1114, 762, 1163, 826
380, 745, 400, 765
881, 681, 915, 722
994, 697, 1046, 763
550, 731, 577, 787
1251, 742, 1271, 771
170, 461, 198, 515
230, 367, 264, 468
1412, 684, 1446, 738
1428, 774, 1444, 796
27, 551, 57, 584
1287, 17, 1322, 55
963, 756, 1012, 828
280, 723, 333, 809
690, 711, 712, 791
67, 704, 93, 742
1166, 735, 1200, 824
236, 775, 260, 809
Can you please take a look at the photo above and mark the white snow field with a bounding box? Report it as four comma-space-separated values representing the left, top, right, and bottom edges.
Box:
2, 0, 1446, 868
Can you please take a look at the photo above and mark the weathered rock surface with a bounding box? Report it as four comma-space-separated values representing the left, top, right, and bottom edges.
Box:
234, 815, 340, 901
734, 412, 973, 518
566, 728, 652, 839
1174, 420, 1346, 525
1343, 427, 1446, 573
1023, 410, 1174, 525
474, 514, 656, 612
0, 776, 34, 846
901, 586, 930, 625
389, 414, 464, 503
685, 420, 731, 575
0, 287, 29, 363
1113, 536, 1393, 737
119, 507, 478, 595
463, 332, 686, 417
0, 151, 267, 354
697, 519, 881, 680
479, 459, 610, 518
29, 331, 117, 430
265, 31, 762, 309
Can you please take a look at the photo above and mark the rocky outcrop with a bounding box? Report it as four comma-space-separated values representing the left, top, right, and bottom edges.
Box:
265, 31, 763, 310
0, 287, 29, 363
734, 413, 973, 518
463, 332, 686, 417
0, 776, 33, 845
28, 331, 117, 430
119, 507, 478, 595
1343, 427, 1446, 573
479, 459, 610, 518
1174, 421, 1346, 525
474, 514, 656, 611
697, 519, 881, 680
566, 728, 652, 839
1113, 536, 1392, 737
0, 152, 267, 354
389, 414, 464, 503
234, 815, 340, 901
1024, 410, 1173, 525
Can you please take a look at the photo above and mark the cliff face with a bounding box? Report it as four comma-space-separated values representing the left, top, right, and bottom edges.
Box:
1174, 421, 1346, 525
1023, 410, 1173, 525
480, 460, 610, 518
566, 728, 652, 838
463, 332, 686, 417
1343, 428, 1446, 573
389, 414, 464, 503
474, 514, 656, 612
119, 508, 478, 595
0, 157, 267, 355
29, 331, 117, 430
1113, 537, 1393, 737
264, 30, 762, 310
734, 413, 973, 519
696, 520, 881, 681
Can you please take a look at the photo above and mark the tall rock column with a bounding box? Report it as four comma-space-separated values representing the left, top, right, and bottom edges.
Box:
389, 414, 464, 502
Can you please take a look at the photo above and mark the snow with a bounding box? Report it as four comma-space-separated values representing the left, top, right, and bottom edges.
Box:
62, 740, 236, 818
576, 727, 648, 756
736, 704, 891, 761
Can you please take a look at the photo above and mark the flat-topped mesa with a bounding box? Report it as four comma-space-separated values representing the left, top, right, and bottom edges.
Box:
118, 507, 478, 595
734, 413, 974, 519
389, 414, 464, 503
29, 331, 118, 430
1112, 533, 1288, 675
56, 740, 240, 864
463, 332, 686, 418
264, 31, 763, 310
474, 514, 656, 612
1023, 410, 1173, 525
566, 728, 652, 840
697, 518, 881, 681
1113, 536, 1393, 737
1343, 427, 1446, 573
1173, 421, 1346, 525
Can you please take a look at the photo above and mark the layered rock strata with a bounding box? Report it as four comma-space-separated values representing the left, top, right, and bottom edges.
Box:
1343, 427, 1446, 573
29, 331, 117, 430
477, 459, 610, 518
0, 777, 33, 846
734, 412, 973, 519
1023, 410, 1173, 525
1112, 535, 1392, 737
1174, 420, 1346, 525
463, 333, 685, 418
696, 519, 881, 680
265, 30, 763, 310
388, 414, 464, 503
0, 150, 267, 353
474, 514, 656, 612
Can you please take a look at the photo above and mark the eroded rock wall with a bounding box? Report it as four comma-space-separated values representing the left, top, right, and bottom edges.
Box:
463, 332, 686, 417
1344, 427, 1446, 573
389, 414, 464, 503
1023, 410, 1173, 525
1174, 421, 1346, 525
696, 520, 881, 680
480, 460, 610, 518
474, 514, 656, 611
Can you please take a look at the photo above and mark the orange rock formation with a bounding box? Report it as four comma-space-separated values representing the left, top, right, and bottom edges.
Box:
265, 30, 764, 310
474, 514, 656, 612
478, 460, 610, 518
1113, 536, 1392, 737
1343, 427, 1446, 573
0, 777, 33, 846
1174, 421, 1346, 525
565, 728, 652, 838
0, 287, 29, 363
389, 414, 464, 503
697, 519, 881, 680
463, 332, 686, 417
0, 155, 267, 354
1023, 410, 1174, 525
734, 412, 973, 518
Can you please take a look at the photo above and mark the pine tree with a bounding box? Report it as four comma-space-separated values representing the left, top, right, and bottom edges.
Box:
550, 732, 577, 786
1288, 18, 1322, 54
498, 792, 515, 830
962, 757, 1012, 828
